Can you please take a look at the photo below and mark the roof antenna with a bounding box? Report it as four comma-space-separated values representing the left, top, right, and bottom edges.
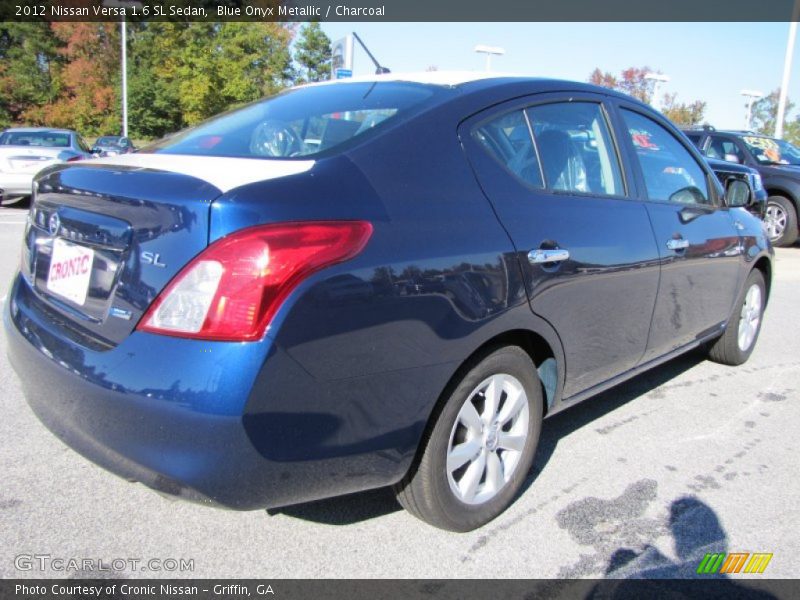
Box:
352, 32, 391, 74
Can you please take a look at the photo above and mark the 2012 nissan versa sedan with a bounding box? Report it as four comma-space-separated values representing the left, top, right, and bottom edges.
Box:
4, 73, 772, 531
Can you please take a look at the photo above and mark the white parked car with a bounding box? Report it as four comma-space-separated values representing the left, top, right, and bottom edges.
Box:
0, 128, 93, 204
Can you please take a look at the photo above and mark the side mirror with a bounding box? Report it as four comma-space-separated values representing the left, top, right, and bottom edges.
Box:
724, 153, 741, 164
725, 179, 751, 207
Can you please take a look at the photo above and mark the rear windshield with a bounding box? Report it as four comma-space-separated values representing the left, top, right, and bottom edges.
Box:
97, 137, 121, 145
145, 81, 438, 159
0, 131, 71, 147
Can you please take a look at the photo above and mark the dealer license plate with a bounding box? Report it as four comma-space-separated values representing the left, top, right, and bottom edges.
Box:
46, 238, 94, 305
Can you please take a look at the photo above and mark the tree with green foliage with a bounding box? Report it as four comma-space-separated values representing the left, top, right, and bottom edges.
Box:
293, 23, 331, 83
0, 23, 62, 129
126, 23, 183, 139
750, 89, 800, 146
661, 93, 707, 128
127, 22, 293, 136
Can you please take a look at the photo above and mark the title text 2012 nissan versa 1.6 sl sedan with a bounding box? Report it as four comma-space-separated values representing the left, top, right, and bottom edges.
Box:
5, 73, 772, 531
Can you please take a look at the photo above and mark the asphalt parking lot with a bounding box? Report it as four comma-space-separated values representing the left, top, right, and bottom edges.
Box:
1, 200, 798, 580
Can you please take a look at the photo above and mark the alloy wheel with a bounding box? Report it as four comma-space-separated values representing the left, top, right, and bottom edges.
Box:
446, 373, 530, 505
737, 284, 762, 352
764, 202, 787, 242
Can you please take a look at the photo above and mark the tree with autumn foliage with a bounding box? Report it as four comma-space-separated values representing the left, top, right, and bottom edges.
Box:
44, 23, 121, 134
0, 20, 301, 139
588, 66, 707, 126
589, 66, 656, 103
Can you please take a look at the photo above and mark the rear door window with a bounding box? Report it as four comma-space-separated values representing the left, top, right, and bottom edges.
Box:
706, 135, 745, 164
526, 102, 624, 196
472, 110, 543, 188
621, 109, 712, 206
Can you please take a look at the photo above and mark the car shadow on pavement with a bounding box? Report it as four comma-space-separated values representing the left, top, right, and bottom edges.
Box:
270, 349, 707, 527
0, 195, 30, 210
267, 487, 402, 525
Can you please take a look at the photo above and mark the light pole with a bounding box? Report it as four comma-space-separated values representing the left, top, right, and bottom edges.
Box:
102, 0, 142, 138
776, 2, 800, 139
121, 20, 127, 137
741, 90, 764, 130
644, 73, 670, 110
474, 45, 505, 72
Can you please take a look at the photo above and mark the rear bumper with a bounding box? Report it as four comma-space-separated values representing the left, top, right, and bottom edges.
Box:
0, 172, 34, 197
5, 275, 277, 509
4, 274, 428, 509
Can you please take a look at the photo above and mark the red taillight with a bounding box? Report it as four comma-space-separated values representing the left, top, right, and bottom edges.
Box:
137, 221, 373, 341
66, 156, 83, 162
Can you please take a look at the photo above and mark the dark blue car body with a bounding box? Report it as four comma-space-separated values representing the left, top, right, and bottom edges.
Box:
5, 75, 772, 513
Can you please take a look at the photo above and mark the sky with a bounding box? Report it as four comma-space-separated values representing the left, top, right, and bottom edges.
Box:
319, 22, 800, 129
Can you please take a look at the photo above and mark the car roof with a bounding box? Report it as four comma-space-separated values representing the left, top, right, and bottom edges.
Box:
300, 71, 640, 109
306, 71, 522, 87
1, 127, 75, 134
692, 129, 771, 139
306, 70, 622, 91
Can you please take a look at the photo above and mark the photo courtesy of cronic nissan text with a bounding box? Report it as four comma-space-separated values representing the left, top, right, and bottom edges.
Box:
1, 0, 799, 598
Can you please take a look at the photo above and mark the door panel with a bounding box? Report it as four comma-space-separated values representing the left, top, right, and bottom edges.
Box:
642, 204, 743, 359
616, 106, 743, 359
461, 96, 661, 397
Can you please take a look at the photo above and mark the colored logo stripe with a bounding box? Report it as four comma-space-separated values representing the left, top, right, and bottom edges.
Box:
697, 553, 725, 574
744, 553, 773, 574
697, 552, 773, 574
720, 553, 749, 574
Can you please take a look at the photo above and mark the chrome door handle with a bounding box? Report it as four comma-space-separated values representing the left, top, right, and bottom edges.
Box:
666, 238, 690, 251
528, 248, 570, 264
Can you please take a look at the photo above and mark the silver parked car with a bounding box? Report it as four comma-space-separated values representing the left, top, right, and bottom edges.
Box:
0, 128, 94, 204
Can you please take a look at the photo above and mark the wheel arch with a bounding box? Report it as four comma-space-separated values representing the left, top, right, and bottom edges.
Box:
765, 184, 800, 210
425, 326, 564, 443
753, 256, 772, 305
399, 325, 562, 488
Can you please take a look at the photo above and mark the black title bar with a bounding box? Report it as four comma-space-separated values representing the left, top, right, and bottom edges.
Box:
1, 0, 799, 23
1, 579, 799, 600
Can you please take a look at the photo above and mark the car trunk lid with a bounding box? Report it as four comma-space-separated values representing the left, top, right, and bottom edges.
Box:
21, 154, 315, 348
0, 146, 64, 175
22, 162, 220, 348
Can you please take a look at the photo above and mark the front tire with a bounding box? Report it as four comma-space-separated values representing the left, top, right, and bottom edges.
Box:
708, 269, 766, 366
764, 195, 798, 247
394, 346, 543, 531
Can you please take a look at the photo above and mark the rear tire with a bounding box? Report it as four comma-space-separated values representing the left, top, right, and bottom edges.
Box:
394, 345, 543, 532
708, 269, 766, 366
764, 195, 798, 247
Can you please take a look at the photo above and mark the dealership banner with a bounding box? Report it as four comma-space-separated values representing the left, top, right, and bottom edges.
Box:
1, 0, 800, 22
1, 579, 799, 599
